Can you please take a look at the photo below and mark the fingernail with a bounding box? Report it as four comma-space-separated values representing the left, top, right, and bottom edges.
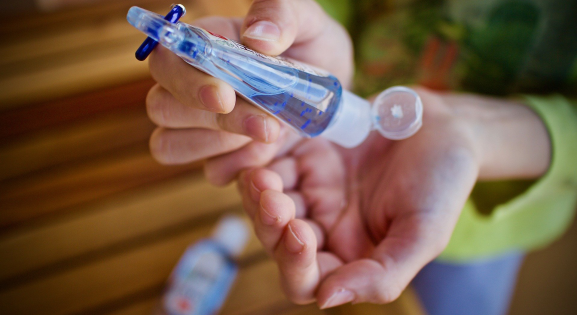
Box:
243, 21, 281, 42
286, 223, 306, 253
249, 177, 261, 203
260, 204, 281, 226
244, 115, 269, 142
320, 288, 355, 309
199, 85, 224, 112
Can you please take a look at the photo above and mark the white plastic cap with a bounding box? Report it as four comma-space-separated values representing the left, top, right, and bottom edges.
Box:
320, 90, 372, 148
372, 86, 423, 140
212, 215, 249, 257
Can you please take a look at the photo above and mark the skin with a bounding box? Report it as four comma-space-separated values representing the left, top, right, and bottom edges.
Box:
145, 0, 551, 309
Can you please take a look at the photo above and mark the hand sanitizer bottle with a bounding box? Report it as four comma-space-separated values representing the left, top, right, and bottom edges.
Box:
158, 215, 249, 315
127, 6, 423, 148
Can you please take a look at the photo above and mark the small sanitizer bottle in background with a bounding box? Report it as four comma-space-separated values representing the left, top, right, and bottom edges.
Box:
127, 6, 423, 148
156, 215, 249, 315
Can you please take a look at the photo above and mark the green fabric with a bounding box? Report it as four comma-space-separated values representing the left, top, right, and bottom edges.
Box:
470, 179, 535, 216
439, 95, 577, 261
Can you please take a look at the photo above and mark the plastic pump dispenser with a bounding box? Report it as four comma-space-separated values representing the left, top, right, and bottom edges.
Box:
127, 6, 423, 148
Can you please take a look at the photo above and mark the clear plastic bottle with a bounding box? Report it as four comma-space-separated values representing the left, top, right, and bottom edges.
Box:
157, 215, 249, 315
127, 6, 423, 148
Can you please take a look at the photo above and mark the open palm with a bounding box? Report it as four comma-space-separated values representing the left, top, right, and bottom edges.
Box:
237, 90, 480, 308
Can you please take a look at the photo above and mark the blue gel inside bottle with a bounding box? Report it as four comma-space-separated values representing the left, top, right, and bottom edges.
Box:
127, 6, 342, 137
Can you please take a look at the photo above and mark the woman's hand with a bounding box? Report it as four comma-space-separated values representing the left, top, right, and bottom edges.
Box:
145, 0, 353, 184
235, 88, 551, 308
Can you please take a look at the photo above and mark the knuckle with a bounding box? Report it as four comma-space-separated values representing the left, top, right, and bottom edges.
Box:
146, 87, 169, 126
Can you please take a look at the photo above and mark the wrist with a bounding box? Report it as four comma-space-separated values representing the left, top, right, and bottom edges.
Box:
441, 93, 551, 180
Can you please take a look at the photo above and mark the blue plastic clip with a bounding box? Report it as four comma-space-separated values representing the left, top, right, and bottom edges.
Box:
135, 4, 186, 61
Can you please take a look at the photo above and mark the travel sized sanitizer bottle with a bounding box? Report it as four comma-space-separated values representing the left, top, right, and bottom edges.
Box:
157, 215, 249, 315
127, 6, 423, 148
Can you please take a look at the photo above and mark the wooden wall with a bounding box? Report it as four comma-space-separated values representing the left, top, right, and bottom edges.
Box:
0, 1, 424, 314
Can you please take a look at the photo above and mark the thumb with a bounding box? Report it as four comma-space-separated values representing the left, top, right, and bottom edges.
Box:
316, 217, 449, 308
240, 0, 330, 56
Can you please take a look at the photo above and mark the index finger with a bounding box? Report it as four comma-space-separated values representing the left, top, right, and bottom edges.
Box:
240, 0, 353, 84
148, 17, 243, 113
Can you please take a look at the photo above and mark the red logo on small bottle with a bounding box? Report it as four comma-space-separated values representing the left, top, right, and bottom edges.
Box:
176, 297, 192, 312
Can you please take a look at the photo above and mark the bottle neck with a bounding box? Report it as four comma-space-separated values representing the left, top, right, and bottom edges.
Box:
320, 90, 372, 148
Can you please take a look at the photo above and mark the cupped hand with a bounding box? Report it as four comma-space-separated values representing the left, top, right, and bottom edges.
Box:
144, 0, 484, 308
145, 0, 353, 184
236, 89, 482, 308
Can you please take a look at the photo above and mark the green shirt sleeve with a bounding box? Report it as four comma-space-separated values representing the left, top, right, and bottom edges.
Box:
439, 95, 577, 262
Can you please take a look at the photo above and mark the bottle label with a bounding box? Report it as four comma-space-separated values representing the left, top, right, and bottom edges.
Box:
190, 25, 331, 77
164, 250, 224, 315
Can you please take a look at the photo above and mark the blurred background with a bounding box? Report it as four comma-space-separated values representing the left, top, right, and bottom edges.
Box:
0, 0, 574, 314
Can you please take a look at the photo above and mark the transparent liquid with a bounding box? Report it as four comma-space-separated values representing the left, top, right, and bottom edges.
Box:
159, 19, 343, 137
250, 71, 342, 137
129, 7, 424, 146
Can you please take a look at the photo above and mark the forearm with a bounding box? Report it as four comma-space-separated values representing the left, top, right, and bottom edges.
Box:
443, 93, 551, 180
